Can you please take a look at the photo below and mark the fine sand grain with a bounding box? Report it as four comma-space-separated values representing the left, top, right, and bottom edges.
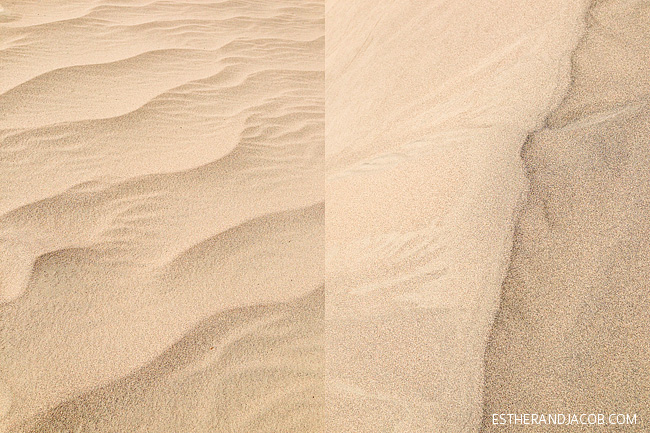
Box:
326, 1, 590, 431
2, 1, 647, 432
1, 1, 323, 432
481, 0, 650, 431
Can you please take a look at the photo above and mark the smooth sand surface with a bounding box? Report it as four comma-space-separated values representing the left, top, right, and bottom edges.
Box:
326, 1, 590, 431
1, 1, 323, 432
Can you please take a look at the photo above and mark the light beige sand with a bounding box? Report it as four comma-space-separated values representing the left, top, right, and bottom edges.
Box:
2, 0, 647, 432
15, 287, 324, 433
0, 1, 323, 432
325, 1, 590, 431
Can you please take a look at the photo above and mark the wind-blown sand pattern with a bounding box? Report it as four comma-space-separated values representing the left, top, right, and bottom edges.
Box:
0, 1, 323, 432
15, 288, 324, 433
326, 1, 591, 431
2, 0, 648, 432
481, 0, 650, 431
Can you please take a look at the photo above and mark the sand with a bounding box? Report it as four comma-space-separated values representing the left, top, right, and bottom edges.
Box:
326, 0, 590, 431
1, 1, 648, 432
1, 1, 323, 432
481, 0, 650, 431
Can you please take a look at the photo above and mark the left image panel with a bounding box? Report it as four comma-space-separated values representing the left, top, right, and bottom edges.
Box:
0, 1, 324, 431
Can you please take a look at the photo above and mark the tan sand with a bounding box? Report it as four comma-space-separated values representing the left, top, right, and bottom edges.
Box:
15, 288, 324, 433
325, 1, 590, 431
481, 0, 650, 431
2, 0, 646, 432
0, 1, 323, 432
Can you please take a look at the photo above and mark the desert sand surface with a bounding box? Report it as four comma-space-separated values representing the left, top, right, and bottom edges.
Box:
326, 0, 592, 431
1, 0, 648, 432
1, 0, 323, 432
481, 0, 650, 431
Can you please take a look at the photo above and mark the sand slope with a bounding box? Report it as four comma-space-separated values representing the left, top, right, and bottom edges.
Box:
325, 1, 590, 431
0, 1, 323, 431
15, 288, 324, 433
481, 0, 650, 431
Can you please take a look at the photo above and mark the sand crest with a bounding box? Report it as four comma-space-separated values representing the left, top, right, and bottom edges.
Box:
325, 0, 590, 431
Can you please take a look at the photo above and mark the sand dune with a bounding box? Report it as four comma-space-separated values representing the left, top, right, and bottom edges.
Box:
0, 0, 323, 431
14, 288, 324, 433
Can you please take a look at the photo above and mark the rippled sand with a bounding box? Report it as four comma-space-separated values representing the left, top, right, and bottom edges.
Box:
0, 1, 323, 431
2, 1, 648, 432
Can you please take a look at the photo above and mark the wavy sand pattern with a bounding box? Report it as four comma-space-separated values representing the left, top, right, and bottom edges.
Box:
1, 1, 323, 432
2, 1, 648, 432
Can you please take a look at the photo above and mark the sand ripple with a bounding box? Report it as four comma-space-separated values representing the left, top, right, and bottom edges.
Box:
0, 0, 323, 431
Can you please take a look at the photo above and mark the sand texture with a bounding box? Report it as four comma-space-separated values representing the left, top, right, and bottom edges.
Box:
1, 0, 648, 432
326, 1, 592, 431
1, 1, 323, 432
481, 0, 650, 431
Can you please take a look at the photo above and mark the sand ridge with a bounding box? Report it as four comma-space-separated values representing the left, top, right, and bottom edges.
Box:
0, 0, 323, 431
1, 0, 647, 432
481, 0, 650, 430
325, 0, 590, 431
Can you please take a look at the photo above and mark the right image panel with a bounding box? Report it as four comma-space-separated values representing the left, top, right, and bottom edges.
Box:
481, 0, 650, 431
325, 0, 648, 432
